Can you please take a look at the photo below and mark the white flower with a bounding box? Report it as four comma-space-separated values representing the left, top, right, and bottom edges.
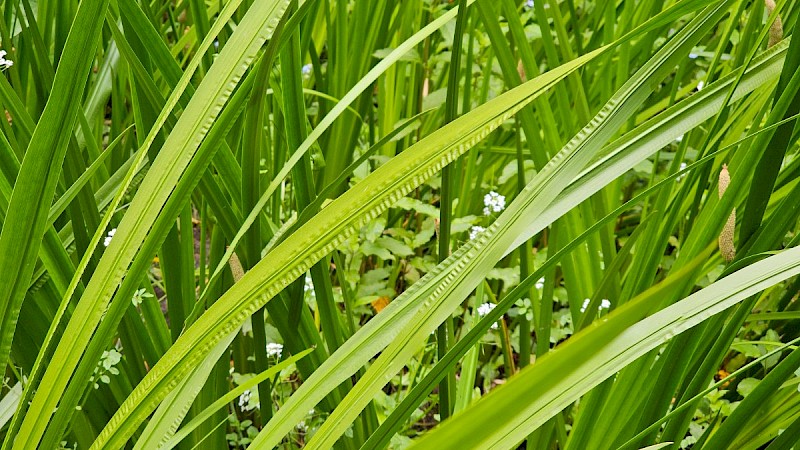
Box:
675, 134, 683, 143
302, 63, 313, 77
525, 0, 534, 8
477, 302, 498, 329
677, 162, 688, 182
239, 389, 258, 411
483, 191, 505, 215
469, 225, 485, 240
238, 389, 250, 407
103, 228, 116, 247
696, 80, 705, 91
304, 274, 315, 296
266, 342, 283, 357
689, 52, 699, 59
582, 298, 612, 314
535, 277, 545, 290
297, 420, 308, 432
0, 50, 13, 70
477, 302, 496, 316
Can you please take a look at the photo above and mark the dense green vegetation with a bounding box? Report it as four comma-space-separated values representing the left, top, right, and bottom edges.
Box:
2, 0, 800, 448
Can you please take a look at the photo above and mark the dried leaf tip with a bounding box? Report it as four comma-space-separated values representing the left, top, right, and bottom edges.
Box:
718, 164, 736, 262
765, 0, 783, 47
229, 252, 245, 282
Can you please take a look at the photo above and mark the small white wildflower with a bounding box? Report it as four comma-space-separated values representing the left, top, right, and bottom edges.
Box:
696, 80, 705, 91
266, 342, 283, 357
483, 191, 506, 215
477, 302, 496, 316
238, 389, 250, 407
239, 389, 257, 411
304, 274, 315, 296
535, 277, 545, 290
582, 298, 611, 314
0, 50, 13, 70
297, 420, 308, 432
525, 0, 534, 8
301, 63, 313, 77
477, 302, 498, 329
675, 134, 684, 143
103, 228, 116, 247
469, 225, 485, 240
688, 52, 699, 59
676, 162, 688, 182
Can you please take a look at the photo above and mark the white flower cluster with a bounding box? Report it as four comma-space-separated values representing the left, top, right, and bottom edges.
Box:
535, 277, 545, 290
103, 228, 116, 247
483, 191, 505, 215
580, 298, 611, 313
296, 409, 316, 433
0, 50, 13, 70
304, 274, 315, 296
677, 162, 688, 182
469, 225, 485, 240
239, 389, 258, 411
477, 302, 498, 329
302, 63, 313, 77
477, 302, 495, 316
266, 342, 283, 357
